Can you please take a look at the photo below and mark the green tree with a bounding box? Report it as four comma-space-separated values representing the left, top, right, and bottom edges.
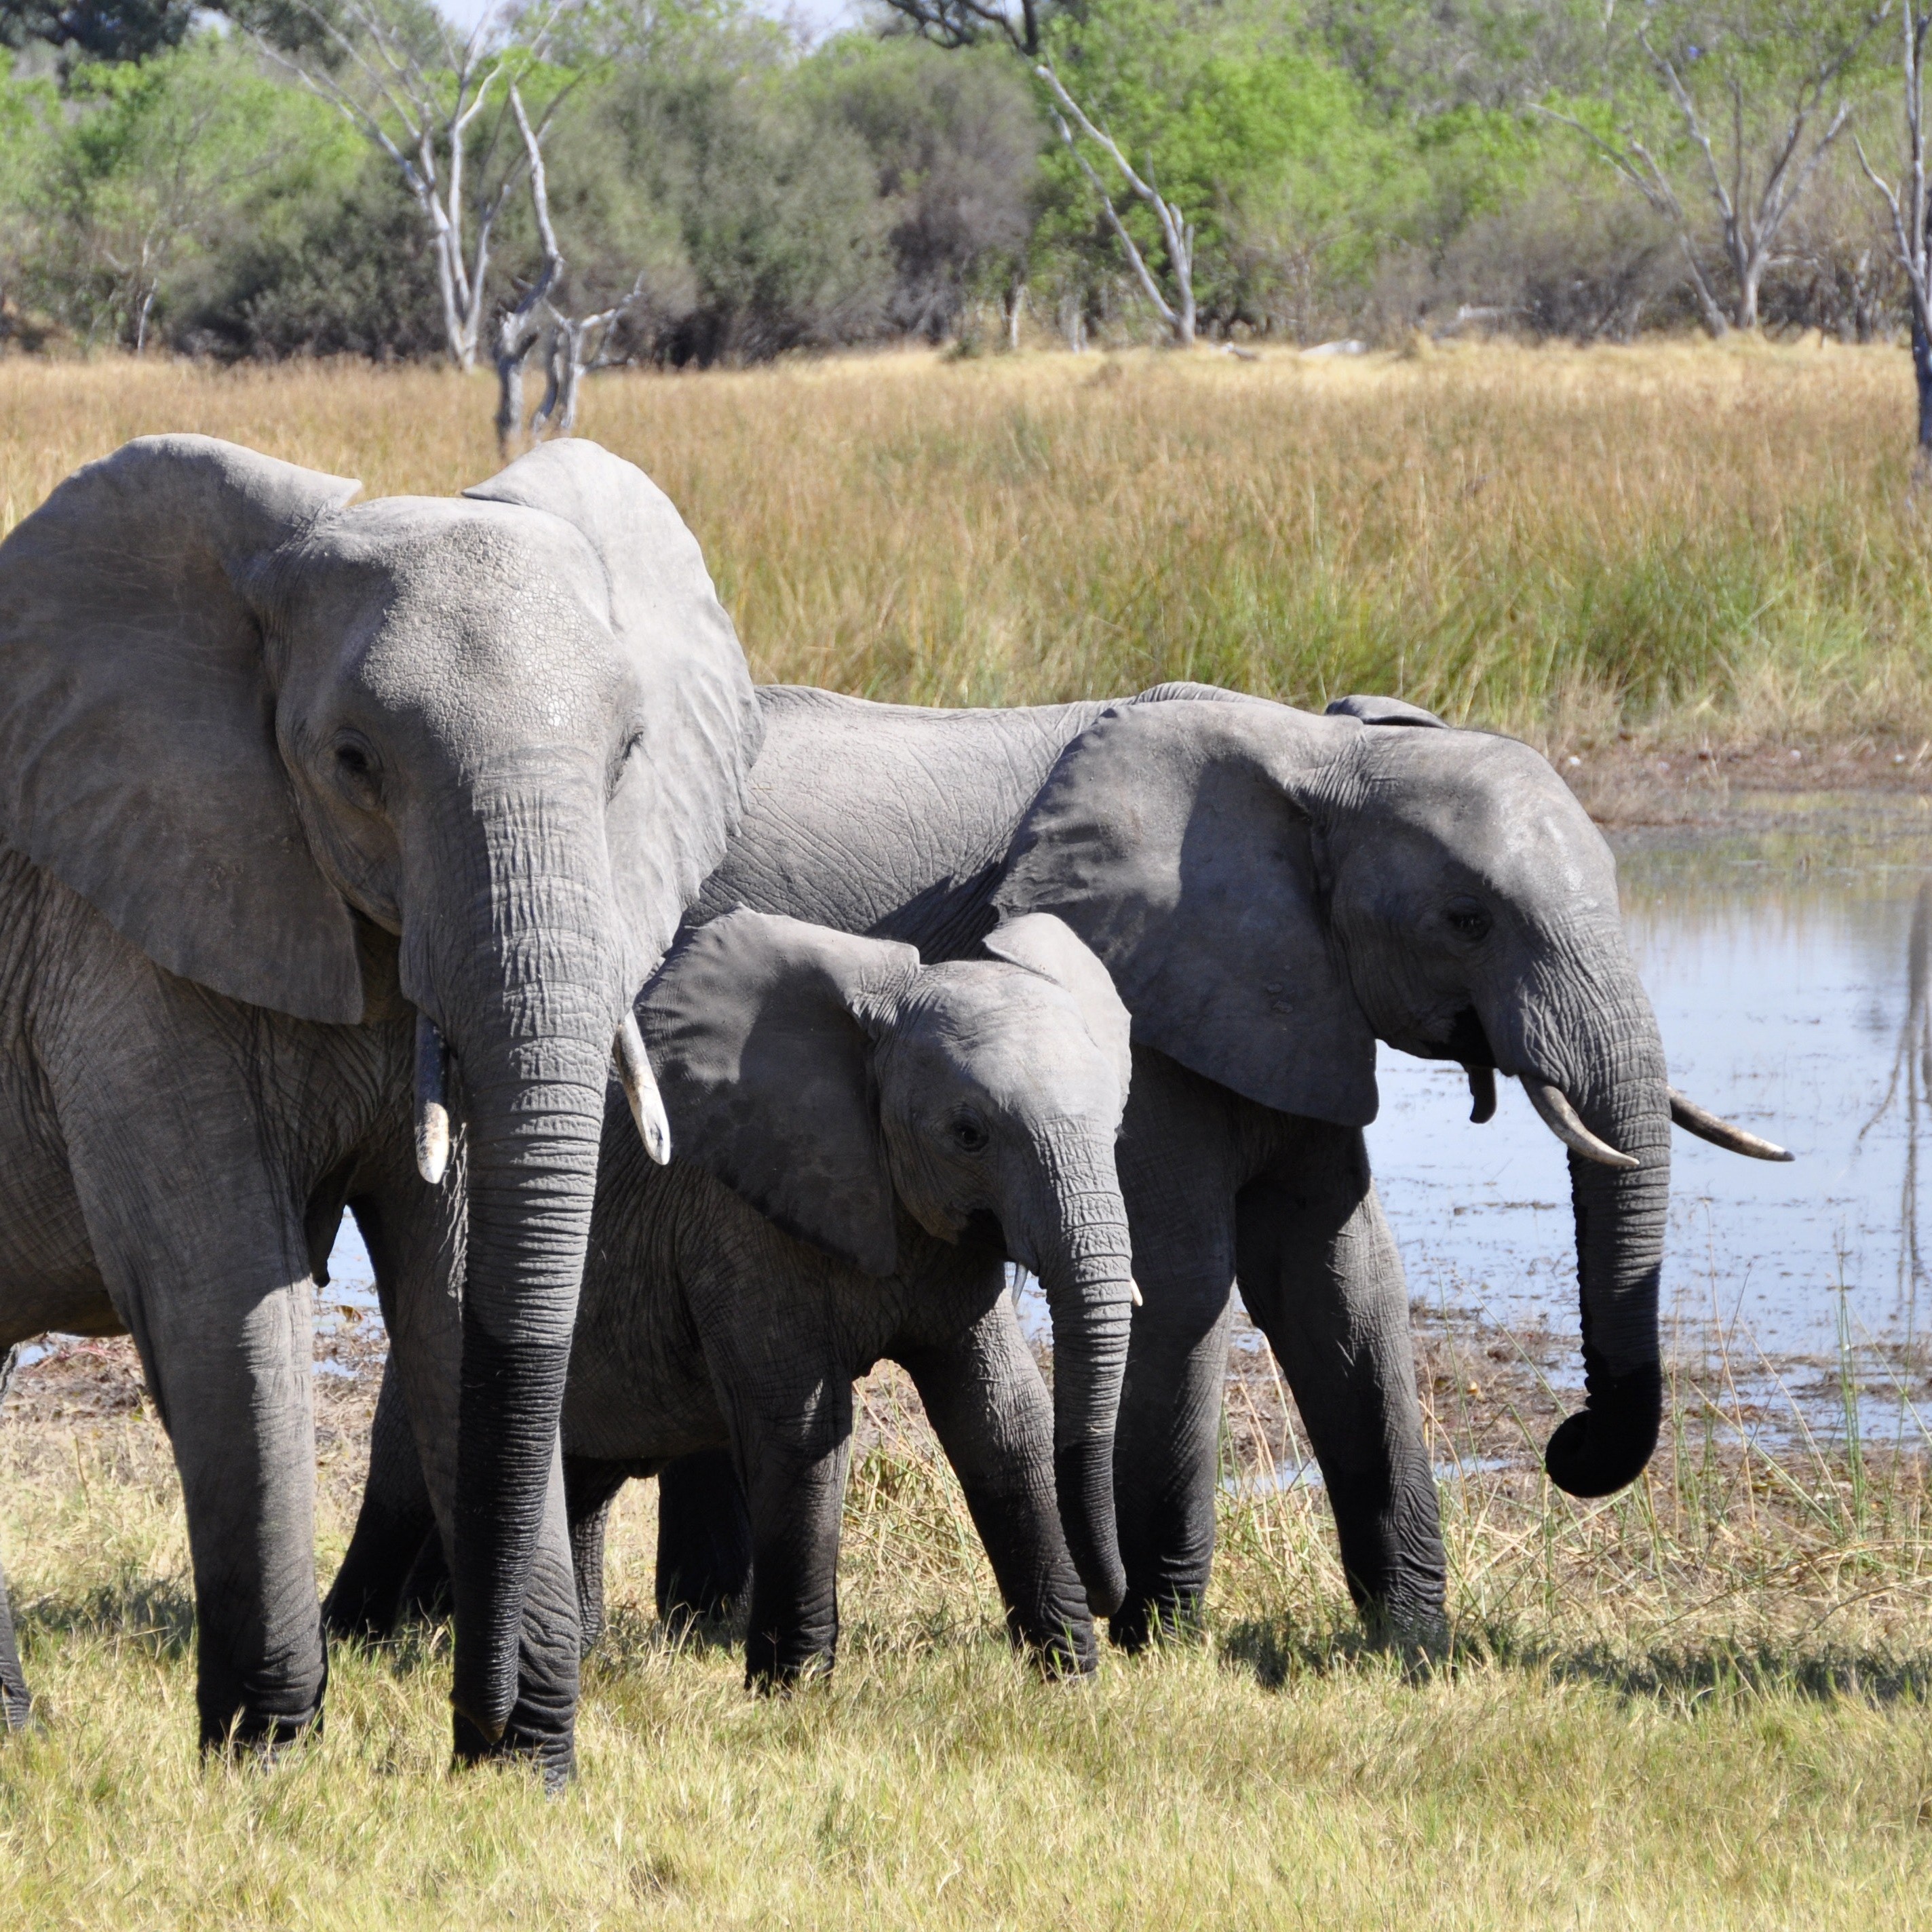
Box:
41, 37, 360, 349
1543, 0, 1887, 330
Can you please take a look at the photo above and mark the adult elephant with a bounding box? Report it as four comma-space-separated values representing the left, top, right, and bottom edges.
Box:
0, 433, 756, 1773
352, 682, 1782, 1653
646, 684, 1785, 1648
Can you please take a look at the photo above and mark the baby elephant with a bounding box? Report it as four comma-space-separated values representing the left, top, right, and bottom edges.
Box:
332, 906, 1138, 1684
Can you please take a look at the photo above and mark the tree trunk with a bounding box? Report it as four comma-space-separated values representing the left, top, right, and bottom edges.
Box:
1913, 313, 1932, 455
1735, 259, 1762, 331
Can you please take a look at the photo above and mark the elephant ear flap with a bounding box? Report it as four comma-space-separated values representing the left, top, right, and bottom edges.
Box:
465, 440, 760, 983
0, 435, 368, 1022
982, 912, 1132, 1102
992, 697, 1380, 1127
1325, 693, 1447, 728
639, 909, 921, 1277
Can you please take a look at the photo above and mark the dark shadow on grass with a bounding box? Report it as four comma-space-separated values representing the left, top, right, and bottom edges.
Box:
1220, 1612, 1932, 1707
20, 1577, 196, 1661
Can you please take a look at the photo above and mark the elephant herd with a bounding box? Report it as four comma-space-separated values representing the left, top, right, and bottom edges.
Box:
0, 433, 1788, 1781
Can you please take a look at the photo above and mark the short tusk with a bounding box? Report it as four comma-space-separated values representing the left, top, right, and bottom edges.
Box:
1520, 1076, 1640, 1171
1129, 1279, 1144, 1308
414, 1012, 450, 1186
1668, 1087, 1794, 1162
614, 1010, 672, 1165
1466, 1065, 1496, 1125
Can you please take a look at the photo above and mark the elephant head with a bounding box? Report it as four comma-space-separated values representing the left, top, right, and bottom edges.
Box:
639, 907, 1136, 1614
994, 689, 1785, 1503
0, 435, 758, 1750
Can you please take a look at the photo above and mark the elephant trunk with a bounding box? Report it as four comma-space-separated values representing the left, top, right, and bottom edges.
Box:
448, 1035, 610, 1749
414, 781, 630, 1759
1030, 1119, 1136, 1618
1507, 957, 1672, 1499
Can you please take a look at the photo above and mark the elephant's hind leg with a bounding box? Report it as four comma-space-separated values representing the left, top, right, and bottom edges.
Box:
325, 1359, 439, 1643
0, 1347, 28, 1730
653, 1450, 751, 1634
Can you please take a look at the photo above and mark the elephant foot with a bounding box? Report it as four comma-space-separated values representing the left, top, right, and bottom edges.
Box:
198, 1703, 324, 1760
743, 1647, 835, 1696
1359, 1596, 1450, 1675
1, 1676, 31, 1733
1006, 1607, 1098, 1680
452, 1708, 577, 1792
1107, 1587, 1205, 1655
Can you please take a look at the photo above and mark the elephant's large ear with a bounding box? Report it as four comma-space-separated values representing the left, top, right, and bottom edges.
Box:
0, 435, 366, 1021
466, 440, 760, 973
1324, 693, 1447, 729
639, 908, 921, 1276
992, 699, 1380, 1127
982, 912, 1132, 1101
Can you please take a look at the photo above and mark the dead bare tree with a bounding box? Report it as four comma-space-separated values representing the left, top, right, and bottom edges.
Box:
1036, 60, 1197, 349
492, 84, 645, 451
1857, 0, 1932, 455
493, 85, 563, 452
1543, 4, 1885, 331
261, 2, 566, 371
532, 279, 646, 440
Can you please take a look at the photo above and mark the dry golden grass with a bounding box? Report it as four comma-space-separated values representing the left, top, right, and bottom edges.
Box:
8, 344, 1932, 1924
6, 1330, 1932, 1930
0, 337, 1926, 748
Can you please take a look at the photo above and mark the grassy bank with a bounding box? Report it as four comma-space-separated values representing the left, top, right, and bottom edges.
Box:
5, 1324, 1932, 1929
0, 339, 1926, 750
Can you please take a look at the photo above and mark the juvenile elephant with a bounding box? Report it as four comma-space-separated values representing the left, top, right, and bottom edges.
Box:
355, 682, 1782, 1657
0, 434, 756, 1771
329, 906, 1136, 1683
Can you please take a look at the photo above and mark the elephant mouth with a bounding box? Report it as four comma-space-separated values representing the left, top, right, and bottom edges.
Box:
960, 1208, 1018, 1261
1418, 1005, 1495, 1070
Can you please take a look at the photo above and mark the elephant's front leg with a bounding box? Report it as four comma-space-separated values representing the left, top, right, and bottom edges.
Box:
896, 1300, 1096, 1676
1233, 1125, 1446, 1650
722, 1377, 853, 1689
1109, 1049, 1243, 1651
137, 1265, 326, 1750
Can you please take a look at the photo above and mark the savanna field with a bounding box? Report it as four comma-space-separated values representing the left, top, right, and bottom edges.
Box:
8, 341, 1932, 1929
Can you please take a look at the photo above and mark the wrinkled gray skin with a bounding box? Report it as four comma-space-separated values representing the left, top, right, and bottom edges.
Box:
330, 908, 1136, 1682
0, 434, 756, 1771
352, 681, 1690, 1655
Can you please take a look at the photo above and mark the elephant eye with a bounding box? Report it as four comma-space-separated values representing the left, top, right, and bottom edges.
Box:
950, 1111, 990, 1155
1445, 900, 1492, 943
332, 735, 381, 805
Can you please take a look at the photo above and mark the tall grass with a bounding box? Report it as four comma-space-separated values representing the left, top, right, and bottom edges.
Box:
0, 339, 1925, 746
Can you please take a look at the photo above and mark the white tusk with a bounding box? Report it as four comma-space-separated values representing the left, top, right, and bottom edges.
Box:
1129, 1279, 1144, 1308
1520, 1076, 1640, 1171
1668, 1087, 1794, 1162
614, 1010, 672, 1165
414, 1013, 450, 1186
